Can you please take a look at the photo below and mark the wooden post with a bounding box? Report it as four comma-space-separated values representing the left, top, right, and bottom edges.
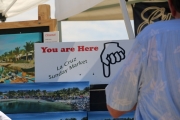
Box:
38, 4, 51, 20
0, 4, 57, 33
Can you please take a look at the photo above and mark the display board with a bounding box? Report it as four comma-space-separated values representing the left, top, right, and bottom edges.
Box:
35, 40, 135, 84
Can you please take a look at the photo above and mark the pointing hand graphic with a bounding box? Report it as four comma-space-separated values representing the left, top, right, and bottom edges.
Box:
100, 42, 125, 78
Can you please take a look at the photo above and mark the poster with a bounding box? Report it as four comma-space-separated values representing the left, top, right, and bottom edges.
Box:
0, 33, 42, 84
88, 111, 135, 120
0, 82, 89, 114
7, 111, 87, 120
35, 40, 134, 84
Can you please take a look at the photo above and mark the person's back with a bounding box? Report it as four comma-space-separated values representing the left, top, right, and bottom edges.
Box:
105, 0, 180, 119
134, 19, 180, 119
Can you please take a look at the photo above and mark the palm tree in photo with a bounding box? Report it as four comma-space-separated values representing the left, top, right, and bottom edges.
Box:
61, 88, 68, 100
3, 52, 8, 62
67, 88, 72, 99
31, 89, 36, 98
14, 47, 20, 61
30, 42, 35, 60
0, 56, 2, 62
19, 49, 25, 61
35, 89, 41, 99
24, 41, 32, 61
18, 90, 24, 98
14, 91, 19, 99
42, 90, 47, 99
83, 87, 89, 95
47, 92, 54, 100
72, 87, 80, 97
1, 54, 5, 62
8, 50, 14, 62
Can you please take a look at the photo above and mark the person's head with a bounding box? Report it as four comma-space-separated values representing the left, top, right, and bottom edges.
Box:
168, 0, 180, 18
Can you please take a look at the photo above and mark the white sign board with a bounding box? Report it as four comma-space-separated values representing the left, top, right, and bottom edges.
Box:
35, 40, 135, 84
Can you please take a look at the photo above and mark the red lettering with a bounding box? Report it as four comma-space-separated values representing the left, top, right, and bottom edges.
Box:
52, 48, 58, 52
61, 47, 75, 52
45, 34, 56, 37
61, 48, 66, 52
78, 46, 99, 52
47, 48, 52, 53
41, 47, 58, 53
94, 47, 98, 51
66, 48, 71, 52
41, 47, 48, 53
85, 47, 89, 51
71, 48, 75, 52
78, 46, 84, 51
89, 47, 93, 51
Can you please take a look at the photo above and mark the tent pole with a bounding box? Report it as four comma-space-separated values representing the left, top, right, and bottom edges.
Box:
2, 0, 17, 16
58, 21, 62, 42
119, 0, 135, 39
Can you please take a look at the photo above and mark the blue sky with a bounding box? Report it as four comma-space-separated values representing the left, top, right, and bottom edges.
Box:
0, 81, 89, 92
6, 0, 134, 42
0, 33, 42, 56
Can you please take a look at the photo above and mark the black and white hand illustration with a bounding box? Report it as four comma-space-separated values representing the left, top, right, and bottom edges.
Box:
100, 42, 125, 78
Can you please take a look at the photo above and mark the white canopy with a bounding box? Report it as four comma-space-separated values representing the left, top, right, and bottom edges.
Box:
55, 0, 167, 39
0, 0, 48, 17
55, 0, 167, 21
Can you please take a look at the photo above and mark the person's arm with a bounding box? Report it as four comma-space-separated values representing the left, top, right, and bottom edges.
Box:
107, 104, 136, 118
105, 40, 145, 118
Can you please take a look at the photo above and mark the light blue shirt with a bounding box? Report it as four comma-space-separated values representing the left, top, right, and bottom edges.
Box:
105, 19, 180, 120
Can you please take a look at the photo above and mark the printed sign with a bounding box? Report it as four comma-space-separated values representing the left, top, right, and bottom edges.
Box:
43, 31, 59, 43
35, 40, 135, 84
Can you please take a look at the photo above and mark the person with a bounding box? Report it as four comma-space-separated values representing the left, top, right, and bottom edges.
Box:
105, 0, 180, 119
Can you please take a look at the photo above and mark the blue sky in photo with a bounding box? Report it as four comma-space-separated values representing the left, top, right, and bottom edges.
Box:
0, 33, 42, 56
0, 81, 89, 92
7, 111, 87, 120
88, 111, 135, 120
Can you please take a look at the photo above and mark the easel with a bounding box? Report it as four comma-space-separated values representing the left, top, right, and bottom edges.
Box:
0, 4, 57, 32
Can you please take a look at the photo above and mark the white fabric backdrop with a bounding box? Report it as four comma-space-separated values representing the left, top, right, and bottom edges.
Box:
0, 0, 48, 17
55, 0, 103, 21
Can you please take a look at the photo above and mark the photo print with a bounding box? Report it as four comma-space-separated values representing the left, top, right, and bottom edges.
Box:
88, 111, 135, 120
0, 33, 43, 84
0, 81, 89, 114
7, 111, 88, 120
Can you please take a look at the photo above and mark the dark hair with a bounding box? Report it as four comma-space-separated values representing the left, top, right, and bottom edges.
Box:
172, 0, 180, 12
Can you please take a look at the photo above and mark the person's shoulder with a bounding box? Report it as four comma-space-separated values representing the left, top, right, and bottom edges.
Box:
136, 19, 180, 40
142, 20, 170, 32
141, 19, 180, 34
